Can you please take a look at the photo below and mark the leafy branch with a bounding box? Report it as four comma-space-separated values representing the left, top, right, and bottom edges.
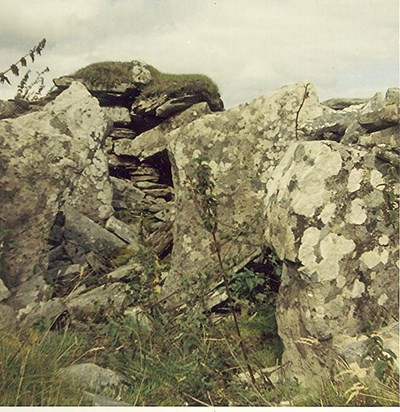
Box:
0, 38, 46, 85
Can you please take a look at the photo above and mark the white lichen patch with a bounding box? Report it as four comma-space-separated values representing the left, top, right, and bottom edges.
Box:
299, 228, 356, 281
370, 170, 385, 189
378, 235, 389, 246
290, 143, 342, 217
192, 149, 202, 159
319, 203, 336, 224
336, 274, 346, 288
347, 168, 364, 193
182, 234, 192, 252
350, 279, 365, 298
360, 248, 389, 269
346, 198, 367, 225
208, 160, 232, 177
172, 140, 191, 168
378, 293, 389, 306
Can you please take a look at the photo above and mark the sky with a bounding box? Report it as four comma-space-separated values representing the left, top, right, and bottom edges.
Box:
0, 0, 398, 108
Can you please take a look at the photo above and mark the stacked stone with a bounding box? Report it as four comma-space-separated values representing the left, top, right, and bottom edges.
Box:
51, 61, 221, 262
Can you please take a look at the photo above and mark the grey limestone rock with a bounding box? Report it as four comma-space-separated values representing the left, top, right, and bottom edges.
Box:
105, 215, 140, 244
66, 282, 131, 318
162, 81, 324, 301
63, 205, 126, 261
322, 97, 368, 110
102, 106, 131, 124
61, 363, 127, 398
0, 82, 113, 295
114, 102, 211, 160
161, 81, 399, 384
264, 140, 398, 384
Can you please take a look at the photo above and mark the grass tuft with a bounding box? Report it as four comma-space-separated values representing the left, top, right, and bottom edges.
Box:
0, 327, 92, 406
71, 61, 221, 103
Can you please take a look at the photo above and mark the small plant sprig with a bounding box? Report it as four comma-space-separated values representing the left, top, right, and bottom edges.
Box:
16, 67, 50, 101
295, 82, 311, 139
0, 38, 46, 85
363, 334, 398, 382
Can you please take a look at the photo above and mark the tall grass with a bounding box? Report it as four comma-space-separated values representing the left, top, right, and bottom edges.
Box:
0, 326, 91, 406
1, 308, 398, 406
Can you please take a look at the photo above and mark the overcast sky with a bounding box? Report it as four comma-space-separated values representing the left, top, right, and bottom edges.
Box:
0, 0, 398, 108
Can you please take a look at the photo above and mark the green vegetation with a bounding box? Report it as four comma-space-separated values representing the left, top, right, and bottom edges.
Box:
1, 310, 398, 406
1, 247, 398, 407
0, 327, 91, 406
142, 66, 220, 102
73, 61, 134, 89
0, 39, 46, 86
71, 60, 221, 103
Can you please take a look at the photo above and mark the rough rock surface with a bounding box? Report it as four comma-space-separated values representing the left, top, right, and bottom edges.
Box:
264, 140, 398, 383
162, 81, 399, 382
114, 102, 211, 160
130, 93, 223, 133
63, 205, 126, 259
162, 81, 324, 298
0, 82, 113, 292
61, 363, 127, 398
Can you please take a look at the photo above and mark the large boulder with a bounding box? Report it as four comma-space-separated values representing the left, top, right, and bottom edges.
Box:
0, 82, 113, 299
162, 81, 399, 382
162, 81, 324, 300
264, 140, 398, 384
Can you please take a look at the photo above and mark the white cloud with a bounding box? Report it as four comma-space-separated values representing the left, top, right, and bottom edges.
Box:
0, 0, 398, 107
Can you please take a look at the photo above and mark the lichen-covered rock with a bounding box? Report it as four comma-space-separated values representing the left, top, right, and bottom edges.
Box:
63, 205, 126, 263
0, 82, 113, 296
105, 216, 140, 245
66, 282, 131, 319
263, 140, 399, 384
102, 106, 131, 125
162, 80, 399, 383
162, 81, 324, 300
61, 363, 127, 398
114, 102, 211, 160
